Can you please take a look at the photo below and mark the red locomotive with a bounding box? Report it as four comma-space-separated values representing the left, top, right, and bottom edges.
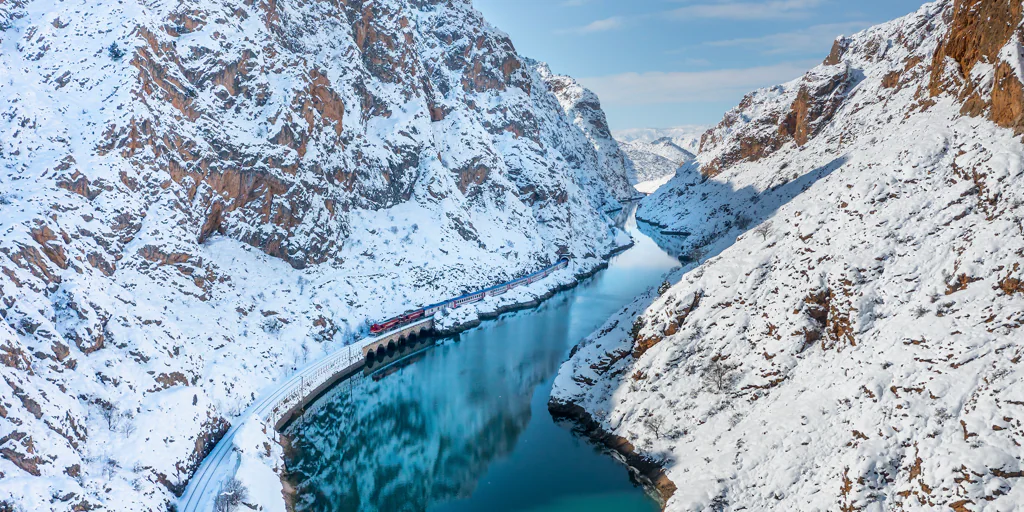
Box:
370, 309, 425, 334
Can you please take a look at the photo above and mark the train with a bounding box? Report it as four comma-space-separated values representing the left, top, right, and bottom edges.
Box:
370, 256, 570, 334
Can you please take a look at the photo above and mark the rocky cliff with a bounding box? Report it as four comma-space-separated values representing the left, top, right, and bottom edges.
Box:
0, 0, 632, 509
539, 64, 640, 204
554, 1, 1024, 510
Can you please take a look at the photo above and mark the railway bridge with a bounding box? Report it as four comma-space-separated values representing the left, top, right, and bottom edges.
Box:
180, 257, 572, 512
179, 318, 435, 512
362, 318, 435, 364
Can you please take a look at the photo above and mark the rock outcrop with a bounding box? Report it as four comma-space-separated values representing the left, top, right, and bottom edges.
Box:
555, 1, 1024, 511
930, 0, 1024, 133
0, 0, 632, 509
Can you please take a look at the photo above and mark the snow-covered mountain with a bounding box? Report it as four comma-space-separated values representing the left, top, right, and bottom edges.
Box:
553, 1, 1024, 510
0, 0, 633, 509
619, 138, 697, 194
541, 65, 641, 203
613, 126, 707, 155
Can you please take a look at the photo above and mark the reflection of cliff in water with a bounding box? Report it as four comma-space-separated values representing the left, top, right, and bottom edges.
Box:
612, 202, 637, 230
285, 294, 577, 512
634, 218, 690, 260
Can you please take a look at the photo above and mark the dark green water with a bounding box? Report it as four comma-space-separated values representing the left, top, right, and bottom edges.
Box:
284, 208, 680, 512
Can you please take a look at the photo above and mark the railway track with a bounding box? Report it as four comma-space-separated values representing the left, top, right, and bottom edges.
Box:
178, 319, 432, 512
179, 258, 572, 511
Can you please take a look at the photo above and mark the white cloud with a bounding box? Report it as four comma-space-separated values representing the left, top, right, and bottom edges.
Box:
670, 0, 825, 20
557, 0, 832, 36
702, 21, 872, 54
557, 16, 626, 35
577, 60, 818, 106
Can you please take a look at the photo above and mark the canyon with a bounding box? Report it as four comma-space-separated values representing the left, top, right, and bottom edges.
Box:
0, 0, 633, 510
3, 0, 1024, 511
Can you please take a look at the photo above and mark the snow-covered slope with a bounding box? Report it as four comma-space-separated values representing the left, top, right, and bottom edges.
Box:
553, 1, 1024, 510
541, 65, 640, 203
0, 0, 633, 510
619, 138, 697, 194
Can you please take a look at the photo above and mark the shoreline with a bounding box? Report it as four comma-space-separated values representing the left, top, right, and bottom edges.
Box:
434, 241, 636, 335
635, 212, 692, 236
277, 238, 637, 508
544, 223, 678, 510
548, 399, 677, 509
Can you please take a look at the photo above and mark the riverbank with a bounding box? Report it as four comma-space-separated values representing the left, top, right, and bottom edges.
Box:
178, 233, 639, 512
281, 209, 682, 511
435, 241, 635, 335
548, 399, 677, 508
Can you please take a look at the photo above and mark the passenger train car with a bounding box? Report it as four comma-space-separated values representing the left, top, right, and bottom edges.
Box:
369, 256, 570, 334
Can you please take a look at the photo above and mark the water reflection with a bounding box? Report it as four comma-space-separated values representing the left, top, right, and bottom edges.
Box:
611, 203, 634, 230
634, 218, 688, 261
284, 207, 687, 512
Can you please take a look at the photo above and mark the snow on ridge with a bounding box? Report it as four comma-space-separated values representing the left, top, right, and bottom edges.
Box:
619, 138, 697, 192
0, 0, 634, 509
554, 0, 1024, 510
612, 126, 707, 155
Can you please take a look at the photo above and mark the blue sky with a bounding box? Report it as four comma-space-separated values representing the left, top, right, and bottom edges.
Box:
473, 0, 930, 130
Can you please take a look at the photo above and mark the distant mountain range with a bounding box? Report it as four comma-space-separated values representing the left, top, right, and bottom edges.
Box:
617, 138, 697, 194
615, 126, 706, 194
613, 126, 707, 155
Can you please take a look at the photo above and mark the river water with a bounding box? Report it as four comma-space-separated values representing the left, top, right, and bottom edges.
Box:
284, 208, 681, 512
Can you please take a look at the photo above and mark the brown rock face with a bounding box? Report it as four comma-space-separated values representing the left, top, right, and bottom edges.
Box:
778, 68, 851, 147
991, 60, 1024, 130
110, 13, 359, 269
700, 93, 787, 177
882, 70, 901, 89
1, 243, 60, 285
197, 202, 225, 244
0, 344, 31, 371
30, 226, 69, 271
824, 37, 849, 66
55, 171, 101, 200
779, 88, 815, 147
101, 0, 555, 271
307, 69, 345, 136
702, 64, 850, 176
633, 291, 702, 359
930, 0, 1024, 133
802, 283, 855, 351
460, 35, 526, 93
455, 164, 491, 195
150, 372, 190, 392
0, 447, 43, 477
999, 264, 1024, 295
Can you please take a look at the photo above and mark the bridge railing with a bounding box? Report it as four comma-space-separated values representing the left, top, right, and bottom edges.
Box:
265, 344, 361, 427
264, 317, 434, 427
